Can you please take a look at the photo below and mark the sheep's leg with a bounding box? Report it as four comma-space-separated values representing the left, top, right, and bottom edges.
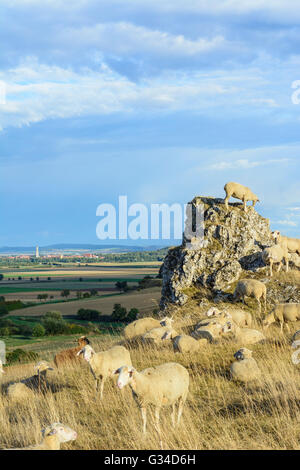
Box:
277, 261, 282, 273
270, 261, 273, 277
224, 194, 230, 210
243, 198, 247, 212
141, 407, 147, 434
284, 322, 290, 334
285, 257, 289, 273
154, 407, 163, 449
171, 403, 176, 428
177, 396, 186, 425
99, 378, 105, 399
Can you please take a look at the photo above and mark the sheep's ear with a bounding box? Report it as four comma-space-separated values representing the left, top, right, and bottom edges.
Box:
48, 429, 58, 436
114, 368, 121, 375
77, 349, 83, 356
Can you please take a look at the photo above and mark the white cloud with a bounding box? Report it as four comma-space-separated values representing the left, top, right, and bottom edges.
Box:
277, 220, 298, 227
208, 158, 290, 171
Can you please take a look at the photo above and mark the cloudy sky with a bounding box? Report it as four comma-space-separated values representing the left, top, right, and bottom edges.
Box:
1, 0, 300, 246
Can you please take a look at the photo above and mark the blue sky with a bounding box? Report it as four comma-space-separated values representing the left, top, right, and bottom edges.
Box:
0, 0, 300, 246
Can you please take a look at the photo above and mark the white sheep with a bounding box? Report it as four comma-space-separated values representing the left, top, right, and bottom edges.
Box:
142, 326, 179, 345
271, 230, 300, 256
263, 303, 300, 333
291, 340, 300, 365
77, 344, 132, 399
163, 332, 207, 353
205, 306, 252, 327
234, 279, 267, 314
192, 320, 224, 343
230, 348, 262, 382
222, 321, 265, 345
0, 359, 4, 376
115, 362, 189, 435
123, 316, 173, 340
5, 423, 77, 450
7, 361, 54, 400
262, 244, 289, 277
224, 182, 260, 212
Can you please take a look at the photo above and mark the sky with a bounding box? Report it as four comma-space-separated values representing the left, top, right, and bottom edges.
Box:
0, 0, 300, 246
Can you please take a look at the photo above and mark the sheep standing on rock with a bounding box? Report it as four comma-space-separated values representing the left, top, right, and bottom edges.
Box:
7, 361, 54, 400
263, 303, 300, 333
77, 344, 132, 399
224, 182, 260, 212
234, 279, 267, 314
222, 321, 265, 345
230, 348, 262, 383
262, 244, 289, 277
5, 423, 77, 450
271, 230, 300, 256
115, 362, 189, 436
54, 336, 90, 368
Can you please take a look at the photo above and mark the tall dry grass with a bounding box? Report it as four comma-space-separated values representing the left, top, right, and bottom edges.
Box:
1, 321, 300, 450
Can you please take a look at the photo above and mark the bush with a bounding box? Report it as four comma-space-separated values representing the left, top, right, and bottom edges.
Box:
127, 308, 139, 322
77, 308, 100, 321
18, 325, 33, 337
0, 303, 9, 317
6, 349, 39, 365
111, 303, 127, 321
32, 323, 46, 337
42, 318, 67, 335
44, 311, 63, 321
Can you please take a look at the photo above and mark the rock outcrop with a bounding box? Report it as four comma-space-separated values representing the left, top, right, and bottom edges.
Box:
160, 196, 299, 309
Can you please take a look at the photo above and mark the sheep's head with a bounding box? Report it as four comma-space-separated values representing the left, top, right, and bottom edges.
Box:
161, 329, 178, 340
42, 423, 77, 443
271, 230, 281, 243
160, 316, 174, 328
234, 348, 252, 361
77, 344, 95, 362
262, 312, 275, 329
77, 336, 90, 347
222, 321, 234, 334
291, 340, 300, 365
35, 361, 54, 374
114, 365, 136, 389
206, 307, 220, 317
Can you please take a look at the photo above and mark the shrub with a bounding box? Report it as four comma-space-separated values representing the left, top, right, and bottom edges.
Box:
0, 303, 9, 317
6, 349, 39, 365
127, 308, 139, 322
77, 308, 100, 321
44, 311, 63, 321
32, 324, 46, 337
111, 303, 127, 321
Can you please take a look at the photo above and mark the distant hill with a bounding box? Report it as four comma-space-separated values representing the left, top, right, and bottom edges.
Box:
0, 244, 169, 255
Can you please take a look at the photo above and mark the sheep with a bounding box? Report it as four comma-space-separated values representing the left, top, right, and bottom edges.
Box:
233, 279, 267, 314
262, 244, 289, 277
291, 340, 300, 365
192, 320, 224, 343
54, 335, 90, 367
271, 230, 300, 256
222, 321, 265, 345
196, 311, 231, 328
230, 348, 262, 383
206, 307, 252, 327
224, 182, 260, 212
114, 362, 189, 436
5, 423, 77, 450
163, 332, 207, 353
7, 361, 54, 400
263, 303, 300, 334
142, 326, 179, 345
77, 344, 132, 399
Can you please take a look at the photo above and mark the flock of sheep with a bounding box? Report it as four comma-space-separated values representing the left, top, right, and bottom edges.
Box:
0, 181, 300, 450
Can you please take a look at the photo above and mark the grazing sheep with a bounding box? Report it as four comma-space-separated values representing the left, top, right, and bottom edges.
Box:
271, 230, 300, 256
230, 348, 262, 383
77, 344, 132, 399
234, 279, 267, 314
123, 317, 162, 340
224, 182, 260, 212
54, 336, 90, 367
163, 332, 207, 353
263, 303, 300, 333
192, 320, 224, 343
142, 326, 179, 345
5, 423, 77, 450
115, 362, 189, 435
7, 361, 54, 400
262, 244, 289, 277
222, 321, 265, 345
291, 340, 300, 365
206, 307, 252, 327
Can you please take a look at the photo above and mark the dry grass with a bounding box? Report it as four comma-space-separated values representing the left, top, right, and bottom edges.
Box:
1, 318, 300, 450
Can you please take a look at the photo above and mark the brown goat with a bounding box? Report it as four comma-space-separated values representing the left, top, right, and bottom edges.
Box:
54, 336, 90, 368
